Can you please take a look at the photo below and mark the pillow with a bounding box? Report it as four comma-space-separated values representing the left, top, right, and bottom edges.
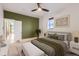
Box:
58, 35, 64, 41
47, 34, 58, 40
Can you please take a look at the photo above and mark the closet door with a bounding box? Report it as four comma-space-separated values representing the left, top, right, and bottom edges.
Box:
14, 20, 22, 42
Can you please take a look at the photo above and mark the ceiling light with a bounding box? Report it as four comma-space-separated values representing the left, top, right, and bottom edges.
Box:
38, 8, 42, 11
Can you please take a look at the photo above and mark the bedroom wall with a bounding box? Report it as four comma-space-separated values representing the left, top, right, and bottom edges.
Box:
0, 4, 3, 38
39, 5, 79, 37
4, 11, 39, 39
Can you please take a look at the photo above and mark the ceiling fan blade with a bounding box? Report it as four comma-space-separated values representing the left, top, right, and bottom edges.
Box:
31, 9, 37, 12
37, 3, 41, 8
42, 8, 49, 12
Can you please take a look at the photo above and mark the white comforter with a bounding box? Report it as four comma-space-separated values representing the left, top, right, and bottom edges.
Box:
22, 42, 46, 56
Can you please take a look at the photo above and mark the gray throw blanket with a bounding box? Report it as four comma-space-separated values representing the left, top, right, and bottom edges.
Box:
31, 38, 64, 56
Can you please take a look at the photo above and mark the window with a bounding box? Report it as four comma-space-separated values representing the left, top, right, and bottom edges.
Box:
48, 18, 54, 29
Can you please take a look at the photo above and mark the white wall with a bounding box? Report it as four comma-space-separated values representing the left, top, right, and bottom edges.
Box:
0, 4, 3, 37
39, 5, 79, 36
39, 17, 44, 37
39, 14, 53, 37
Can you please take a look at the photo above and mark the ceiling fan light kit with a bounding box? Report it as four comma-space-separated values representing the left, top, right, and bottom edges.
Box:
38, 8, 42, 11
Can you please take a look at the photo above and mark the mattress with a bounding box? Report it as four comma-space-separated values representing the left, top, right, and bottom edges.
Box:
22, 42, 46, 56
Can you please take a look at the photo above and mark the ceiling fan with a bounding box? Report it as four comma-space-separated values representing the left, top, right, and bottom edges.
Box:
31, 3, 49, 12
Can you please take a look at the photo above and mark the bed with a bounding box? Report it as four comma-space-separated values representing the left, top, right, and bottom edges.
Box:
22, 38, 68, 56
31, 38, 67, 56
22, 31, 72, 56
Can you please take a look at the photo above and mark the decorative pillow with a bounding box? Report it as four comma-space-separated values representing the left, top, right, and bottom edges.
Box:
48, 34, 58, 40
58, 35, 64, 41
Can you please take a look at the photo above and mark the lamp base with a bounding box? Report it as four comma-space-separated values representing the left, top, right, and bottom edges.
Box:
74, 37, 79, 43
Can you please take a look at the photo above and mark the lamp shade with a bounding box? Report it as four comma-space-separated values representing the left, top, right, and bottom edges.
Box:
73, 32, 79, 43
73, 32, 79, 37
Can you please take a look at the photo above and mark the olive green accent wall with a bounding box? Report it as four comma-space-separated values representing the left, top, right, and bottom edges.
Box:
4, 10, 39, 39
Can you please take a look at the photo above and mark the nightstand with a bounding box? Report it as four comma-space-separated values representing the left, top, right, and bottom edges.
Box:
69, 41, 79, 55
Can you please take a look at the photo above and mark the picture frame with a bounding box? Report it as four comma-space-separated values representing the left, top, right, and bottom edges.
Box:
55, 15, 70, 27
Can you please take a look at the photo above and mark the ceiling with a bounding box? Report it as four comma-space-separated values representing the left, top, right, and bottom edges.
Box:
1, 3, 73, 18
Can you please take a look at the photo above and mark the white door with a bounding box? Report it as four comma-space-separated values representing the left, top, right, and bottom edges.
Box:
14, 20, 22, 42
4, 19, 22, 44
0, 18, 3, 36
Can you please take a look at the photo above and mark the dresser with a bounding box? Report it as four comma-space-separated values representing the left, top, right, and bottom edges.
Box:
69, 41, 79, 55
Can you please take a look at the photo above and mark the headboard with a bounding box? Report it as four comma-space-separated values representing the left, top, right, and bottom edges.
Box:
46, 31, 72, 42
46, 31, 72, 47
